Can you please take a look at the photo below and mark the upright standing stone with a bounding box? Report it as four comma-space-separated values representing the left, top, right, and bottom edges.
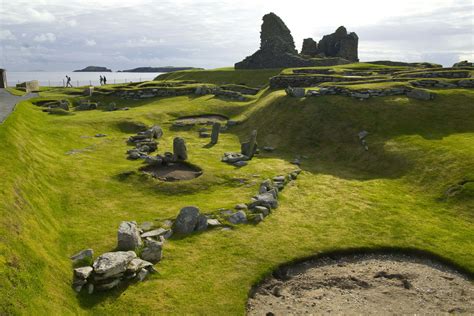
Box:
211, 122, 221, 144
0, 69, 7, 88
117, 221, 142, 251
173, 137, 188, 161
241, 130, 258, 159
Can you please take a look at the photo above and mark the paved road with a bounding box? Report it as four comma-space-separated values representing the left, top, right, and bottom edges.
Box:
0, 89, 39, 123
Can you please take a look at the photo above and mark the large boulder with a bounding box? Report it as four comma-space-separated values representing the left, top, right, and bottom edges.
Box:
301, 38, 318, 57
92, 251, 137, 279
117, 221, 142, 251
235, 13, 314, 69
172, 206, 200, 235
317, 26, 359, 62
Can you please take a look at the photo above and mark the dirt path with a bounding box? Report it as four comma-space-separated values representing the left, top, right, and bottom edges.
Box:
0, 89, 38, 123
247, 253, 474, 315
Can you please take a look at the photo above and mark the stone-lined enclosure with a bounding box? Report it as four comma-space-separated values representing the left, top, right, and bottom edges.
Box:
70, 169, 301, 293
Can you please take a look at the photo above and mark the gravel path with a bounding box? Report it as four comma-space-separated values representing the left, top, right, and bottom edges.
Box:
0, 89, 38, 123
247, 253, 474, 315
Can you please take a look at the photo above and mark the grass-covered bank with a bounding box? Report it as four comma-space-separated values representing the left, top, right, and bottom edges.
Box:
1, 67, 473, 314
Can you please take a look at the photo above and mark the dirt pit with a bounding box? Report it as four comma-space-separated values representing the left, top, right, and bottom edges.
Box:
174, 114, 228, 126
140, 162, 202, 181
247, 253, 473, 315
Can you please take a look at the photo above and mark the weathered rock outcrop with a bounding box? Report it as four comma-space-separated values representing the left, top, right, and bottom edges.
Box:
235, 13, 314, 69
301, 38, 318, 57
317, 26, 358, 61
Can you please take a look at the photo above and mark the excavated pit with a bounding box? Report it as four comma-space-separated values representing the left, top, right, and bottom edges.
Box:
247, 253, 473, 315
140, 162, 202, 181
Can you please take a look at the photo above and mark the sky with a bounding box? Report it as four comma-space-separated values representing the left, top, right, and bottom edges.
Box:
0, 0, 473, 71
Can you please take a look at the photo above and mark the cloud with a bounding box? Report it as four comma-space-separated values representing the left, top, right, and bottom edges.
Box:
124, 37, 164, 48
85, 39, 96, 46
34, 33, 56, 43
0, 30, 16, 41
67, 19, 78, 27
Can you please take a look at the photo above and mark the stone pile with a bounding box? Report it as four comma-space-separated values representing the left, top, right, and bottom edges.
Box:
222, 130, 258, 167
127, 125, 162, 159
70, 220, 164, 294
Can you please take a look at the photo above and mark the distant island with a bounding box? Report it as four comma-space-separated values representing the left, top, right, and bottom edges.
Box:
73, 66, 112, 72
118, 66, 203, 73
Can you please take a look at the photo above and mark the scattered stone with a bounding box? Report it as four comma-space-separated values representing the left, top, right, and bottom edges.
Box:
250, 193, 279, 209
70, 248, 94, 265
211, 122, 221, 144
228, 210, 248, 224
235, 203, 248, 210
273, 176, 286, 182
94, 133, 107, 137
140, 240, 163, 263
117, 221, 143, 251
291, 158, 301, 166
241, 130, 258, 158
263, 146, 275, 152
173, 137, 188, 161
172, 206, 200, 235
135, 268, 149, 282
207, 218, 222, 227
127, 258, 153, 273
234, 161, 248, 167
252, 206, 270, 217
74, 266, 93, 279
222, 152, 249, 163
285, 87, 305, 98
253, 213, 264, 224
141, 228, 169, 239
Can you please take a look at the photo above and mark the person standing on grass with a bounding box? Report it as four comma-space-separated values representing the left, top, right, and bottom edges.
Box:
103, 75, 107, 85
99, 75, 103, 85
66, 75, 72, 87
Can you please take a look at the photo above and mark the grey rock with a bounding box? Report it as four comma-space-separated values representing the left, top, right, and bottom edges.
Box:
222, 152, 249, 163
150, 125, 163, 139
140, 240, 163, 263
273, 175, 286, 182
117, 221, 142, 251
233, 161, 248, 167
127, 258, 153, 273
87, 283, 94, 294
285, 87, 305, 98
253, 213, 264, 223
252, 205, 270, 217
70, 248, 94, 264
263, 146, 275, 152
235, 203, 248, 210
92, 251, 136, 279
141, 228, 168, 238
74, 266, 93, 279
228, 210, 247, 224
173, 206, 200, 234
135, 268, 149, 282
250, 192, 279, 209
173, 137, 188, 161
195, 214, 208, 232
211, 122, 221, 144
207, 219, 222, 227
95, 278, 121, 291
241, 130, 258, 158
95, 133, 107, 137
140, 221, 154, 231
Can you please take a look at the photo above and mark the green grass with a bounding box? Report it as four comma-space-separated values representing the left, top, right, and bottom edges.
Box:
155, 68, 282, 88
1, 68, 473, 315
5, 87, 27, 96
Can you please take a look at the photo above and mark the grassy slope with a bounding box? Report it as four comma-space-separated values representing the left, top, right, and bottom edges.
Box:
155, 68, 282, 88
0, 72, 473, 314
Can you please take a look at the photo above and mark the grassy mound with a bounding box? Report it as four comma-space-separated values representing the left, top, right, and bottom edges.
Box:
1, 65, 473, 314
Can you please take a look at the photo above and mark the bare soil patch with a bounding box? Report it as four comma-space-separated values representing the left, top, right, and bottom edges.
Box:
247, 253, 473, 315
140, 162, 202, 181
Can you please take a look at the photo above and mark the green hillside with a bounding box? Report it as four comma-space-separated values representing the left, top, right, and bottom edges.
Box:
1, 65, 473, 314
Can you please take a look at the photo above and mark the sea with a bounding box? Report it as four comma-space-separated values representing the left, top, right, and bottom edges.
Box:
6, 72, 164, 88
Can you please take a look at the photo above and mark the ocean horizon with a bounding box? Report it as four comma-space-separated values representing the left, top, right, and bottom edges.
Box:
5, 71, 164, 87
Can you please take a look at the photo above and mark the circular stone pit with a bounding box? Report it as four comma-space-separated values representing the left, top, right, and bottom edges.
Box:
247, 253, 474, 315
140, 162, 202, 181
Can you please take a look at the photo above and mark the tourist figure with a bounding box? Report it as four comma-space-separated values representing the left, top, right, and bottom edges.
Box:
99, 75, 103, 85
103, 76, 107, 85
66, 75, 73, 87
